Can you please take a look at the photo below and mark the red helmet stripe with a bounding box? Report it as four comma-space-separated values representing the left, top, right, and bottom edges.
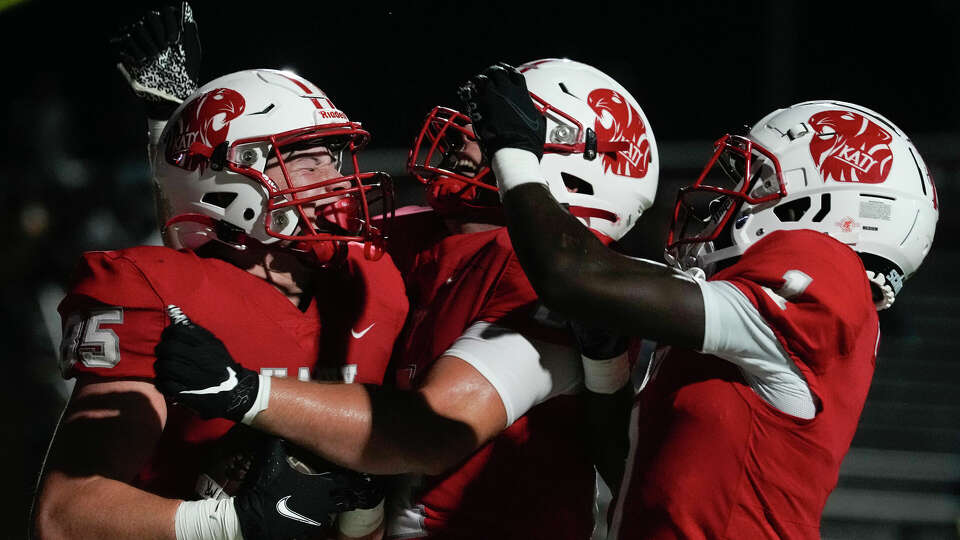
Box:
278, 72, 325, 110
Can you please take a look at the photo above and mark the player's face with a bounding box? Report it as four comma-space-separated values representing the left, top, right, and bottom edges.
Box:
264, 145, 349, 220
439, 123, 484, 179
456, 126, 484, 176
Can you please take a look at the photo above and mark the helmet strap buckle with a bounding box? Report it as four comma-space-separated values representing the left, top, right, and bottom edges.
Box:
584, 128, 597, 160
210, 142, 229, 171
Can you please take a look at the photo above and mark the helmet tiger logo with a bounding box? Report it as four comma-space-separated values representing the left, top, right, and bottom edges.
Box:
587, 88, 651, 179
808, 110, 893, 184
167, 88, 246, 171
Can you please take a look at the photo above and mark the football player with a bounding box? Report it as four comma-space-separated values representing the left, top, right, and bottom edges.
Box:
391, 57, 659, 538
152, 58, 659, 539
461, 63, 939, 538
32, 6, 406, 539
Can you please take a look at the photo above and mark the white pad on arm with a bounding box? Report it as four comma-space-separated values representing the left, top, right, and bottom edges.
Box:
241, 374, 271, 425
697, 279, 817, 419
582, 352, 631, 394
175, 498, 242, 540
338, 499, 385, 538
491, 148, 548, 195
443, 320, 582, 426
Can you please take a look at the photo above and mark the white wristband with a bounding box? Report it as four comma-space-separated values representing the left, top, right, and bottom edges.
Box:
491, 148, 548, 196
241, 374, 271, 425
174, 498, 243, 540
337, 499, 385, 538
582, 352, 631, 394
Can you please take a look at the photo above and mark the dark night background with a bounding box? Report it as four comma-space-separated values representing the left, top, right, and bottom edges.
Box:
1, 1, 957, 538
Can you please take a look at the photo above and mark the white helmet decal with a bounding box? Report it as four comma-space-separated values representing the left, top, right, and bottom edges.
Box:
586, 88, 653, 179
807, 109, 894, 184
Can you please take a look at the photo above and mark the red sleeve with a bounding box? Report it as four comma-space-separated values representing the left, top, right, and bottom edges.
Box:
58, 252, 166, 380
476, 246, 574, 347
711, 230, 877, 377
476, 252, 539, 325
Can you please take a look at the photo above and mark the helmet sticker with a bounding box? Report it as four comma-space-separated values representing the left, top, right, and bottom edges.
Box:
587, 88, 652, 179
859, 199, 893, 221
808, 110, 893, 184
835, 215, 860, 233
167, 88, 247, 170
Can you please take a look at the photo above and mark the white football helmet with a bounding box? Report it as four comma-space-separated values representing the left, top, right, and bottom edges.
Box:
667, 100, 939, 309
154, 69, 392, 264
407, 58, 658, 242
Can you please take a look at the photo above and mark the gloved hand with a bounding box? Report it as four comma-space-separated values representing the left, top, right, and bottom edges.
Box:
458, 62, 546, 159
234, 437, 383, 540
569, 319, 631, 394
110, 2, 201, 119
154, 305, 263, 423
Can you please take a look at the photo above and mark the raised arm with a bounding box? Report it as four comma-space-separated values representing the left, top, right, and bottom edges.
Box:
505, 181, 703, 346
461, 63, 704, 348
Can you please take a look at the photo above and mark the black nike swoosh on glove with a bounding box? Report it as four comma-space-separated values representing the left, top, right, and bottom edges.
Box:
492, 87, 541, 132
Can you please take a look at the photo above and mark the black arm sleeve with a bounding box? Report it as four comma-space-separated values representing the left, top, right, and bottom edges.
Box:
500, 183, 705, 348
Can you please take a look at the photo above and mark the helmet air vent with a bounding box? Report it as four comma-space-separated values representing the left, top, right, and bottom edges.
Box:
561, 173, 594, 195
773, 197, 811, 222
250, 103, 276, 116
558, 82, 577, 98
201, 192, 238, 209
811, 193, 832, 222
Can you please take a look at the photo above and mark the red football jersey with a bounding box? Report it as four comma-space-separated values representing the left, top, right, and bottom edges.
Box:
613, 230, 878, 539
58, 243, 407, 498
388, 213, 595, 540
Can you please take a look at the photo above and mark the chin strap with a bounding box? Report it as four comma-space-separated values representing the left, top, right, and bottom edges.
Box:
865, 270, 897, 311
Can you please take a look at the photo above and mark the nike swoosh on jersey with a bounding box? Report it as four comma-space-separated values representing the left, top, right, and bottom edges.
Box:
276, 495, 323, 526
181, 366, 238, 395
351, 322, 376, 339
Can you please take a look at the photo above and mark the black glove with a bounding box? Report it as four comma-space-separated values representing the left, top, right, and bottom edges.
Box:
154, 305, 260, 422
458, 62, 546, 159
569, 320, 629, 361
110, 2, 201, 119
234, 438, 383, 540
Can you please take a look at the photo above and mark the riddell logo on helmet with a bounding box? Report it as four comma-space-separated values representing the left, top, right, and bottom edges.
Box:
587, 89, 651, 179
808, 110, 893, 184
318, 109, 348, 120
167, 88, 246, 170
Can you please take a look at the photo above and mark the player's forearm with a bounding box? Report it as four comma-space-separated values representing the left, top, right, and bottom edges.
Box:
500, 182, 705, 346
253, 377, 474, 475
582, 385, 633, 497
33, 473, 179, 540
500, 183, 602, 308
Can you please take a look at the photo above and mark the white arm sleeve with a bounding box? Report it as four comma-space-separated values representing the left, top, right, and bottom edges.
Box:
443, 321, 583, 426
174, 498, 242, 540
147, 118, 167, 171
697, 279, 817, 419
